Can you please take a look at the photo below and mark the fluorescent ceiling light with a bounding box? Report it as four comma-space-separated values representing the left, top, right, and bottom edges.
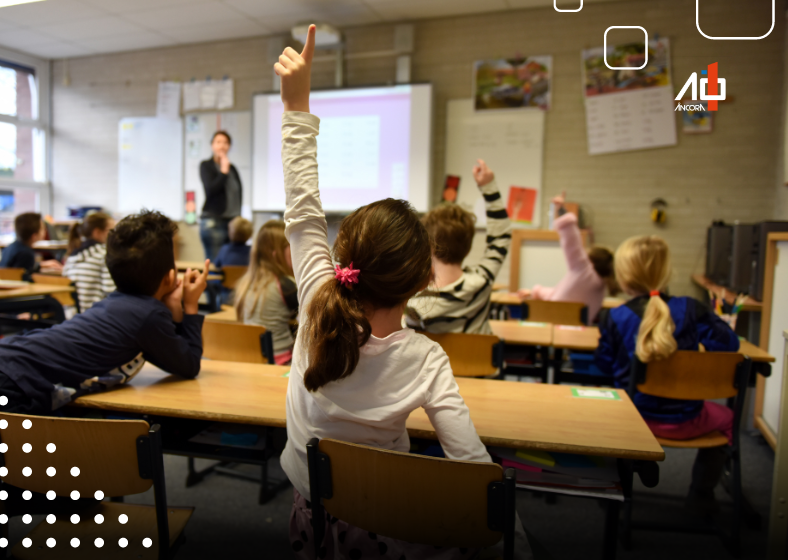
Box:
0, 0, 46, 8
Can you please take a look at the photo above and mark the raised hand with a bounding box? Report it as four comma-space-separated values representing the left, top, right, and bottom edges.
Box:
472, 159, 495, 187
183, 260, 211, 315
552, 191, 566, 208
517, 288, 531, 301
274, 24, 316, 113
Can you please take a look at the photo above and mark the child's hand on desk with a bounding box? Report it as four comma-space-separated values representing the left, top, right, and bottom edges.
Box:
517, 288, 531, 300
41, 259, 63, 271
472, 159, 494, 187
183, 260, 211, 315
274, 24, 316, 113
163, 277, 184, 324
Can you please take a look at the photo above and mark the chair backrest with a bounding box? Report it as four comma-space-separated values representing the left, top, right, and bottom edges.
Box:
421, 331, 501, 377
630, 351, 748, 401
310, 438, 510, 549
0, 268, 24, 281
202, 320, 268, 363
31, 273, 77, 308
0, 413, 152, 498
221, 265, 248, 290
522, 300, 588, 326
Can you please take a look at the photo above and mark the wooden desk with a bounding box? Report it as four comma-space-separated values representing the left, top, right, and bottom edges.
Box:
490, 320, 552, 346
491, 292, 626, 310
73, 361, 663, 461
205, 306, 239, 323
552, 325, 600, 351
691, 274, 762, 312
0, 240, 69, 251
176, 260, 218, 272
0, 283, 74, 300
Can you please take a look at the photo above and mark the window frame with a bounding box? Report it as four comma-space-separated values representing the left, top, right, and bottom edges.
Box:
0, 46, 51, 216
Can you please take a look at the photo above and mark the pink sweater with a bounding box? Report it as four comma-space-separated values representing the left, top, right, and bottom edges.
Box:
531, 213, 605, 323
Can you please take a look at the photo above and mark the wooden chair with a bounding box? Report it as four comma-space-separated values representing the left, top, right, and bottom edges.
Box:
421, 331, 504, 377
623, 351, 752, 556
219, 265, 247, 290
521, 300, 588, 326
0, 268, 24, 281
307, 438, 516, 559
202, 320, 274, 364
0, 413, 192, 559
31, 273, 80, 314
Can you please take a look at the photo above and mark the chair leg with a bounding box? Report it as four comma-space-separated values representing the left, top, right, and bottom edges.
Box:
730, 449, 742, 558
602, 500, 620, 560
620, 499, 632, 550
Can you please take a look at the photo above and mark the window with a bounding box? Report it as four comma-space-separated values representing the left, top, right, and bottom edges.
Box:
0, 47, 50, 220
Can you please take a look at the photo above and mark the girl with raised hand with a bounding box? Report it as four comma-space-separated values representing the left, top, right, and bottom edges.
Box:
274, 25, 531, 559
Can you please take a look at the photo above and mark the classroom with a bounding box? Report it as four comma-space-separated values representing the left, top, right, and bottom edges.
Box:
0, 0, 786, 558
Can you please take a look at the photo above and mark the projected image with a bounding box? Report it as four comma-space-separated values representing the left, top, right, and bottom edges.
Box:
253, 85, 431, 213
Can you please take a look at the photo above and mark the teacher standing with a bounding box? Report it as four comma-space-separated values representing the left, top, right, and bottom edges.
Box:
199, 130, 243, 262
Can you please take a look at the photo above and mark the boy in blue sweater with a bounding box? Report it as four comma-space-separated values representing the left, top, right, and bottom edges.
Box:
596, 235, 739, 515
0, 213, 62, 279
0, 210, 210, 415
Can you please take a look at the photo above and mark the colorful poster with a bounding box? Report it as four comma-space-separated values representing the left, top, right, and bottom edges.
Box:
507, 186, 537, 225
474, 56, 552, 111
681, 101, 713, 134
582, 38, 671, 98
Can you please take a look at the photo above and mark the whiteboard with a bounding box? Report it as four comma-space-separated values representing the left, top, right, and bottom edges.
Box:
183, 111, 252, 219
764, 240, 788, 434
519, 241, 567, 291
445, 99, 545, 228
118, 117, 183, 219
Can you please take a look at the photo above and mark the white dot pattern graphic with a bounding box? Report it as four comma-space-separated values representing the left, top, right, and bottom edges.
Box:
0, 444, 7, 453
22, 443, 31, 453
119, 538, 128, 548
70, 538, 80, 548
0, 515, 6, 524
94, 490, 104, 500
22, 491, 31, 501
143, 538, 152, 548
46, 490, 56, 500
46, 467, 56, 477
46, 538, 56, 548
0, 395, 7, 406
22, 538, 31, 548
118, 514, 128, 524
0, 491, 7, 501
70, 466, 80, 477
70, 514, 80, 524
46, 514, 56, 524
22, 419, 31, 429
0, 420, 8, 429
21, 514, 31, 525
22, 467, 31, 477
0, 467, 7, 477
94, 514, 104, 524
0, 538, 6, 548
46, 443, 56, 453
94, 538, 104, 548
70, 490, 80, 500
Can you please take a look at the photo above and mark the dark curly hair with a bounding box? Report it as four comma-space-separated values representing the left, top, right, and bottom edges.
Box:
106, 210, 178, 296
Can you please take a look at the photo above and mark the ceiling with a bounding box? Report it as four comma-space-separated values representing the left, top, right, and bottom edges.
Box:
0, 0, 617, 60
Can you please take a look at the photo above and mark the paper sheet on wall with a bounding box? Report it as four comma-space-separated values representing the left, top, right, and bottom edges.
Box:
182, 79, 235, 112
216, 80, 234, 110
156, 81, 181, 119
183, 82, 201, 112
582, 38, 676, 155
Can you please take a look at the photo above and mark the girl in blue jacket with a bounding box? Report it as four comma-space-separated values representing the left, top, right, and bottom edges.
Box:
596, 235, 739, 514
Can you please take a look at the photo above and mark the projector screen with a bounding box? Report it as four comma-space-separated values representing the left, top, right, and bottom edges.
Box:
252, 84, 432, 213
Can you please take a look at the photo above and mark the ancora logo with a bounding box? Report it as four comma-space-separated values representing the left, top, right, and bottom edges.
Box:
675, 62, 725, 111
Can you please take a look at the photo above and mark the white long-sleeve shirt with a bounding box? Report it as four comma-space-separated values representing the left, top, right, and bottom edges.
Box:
279, 112, 491, 498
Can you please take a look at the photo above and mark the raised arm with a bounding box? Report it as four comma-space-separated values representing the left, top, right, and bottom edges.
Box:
276, 25, 335, 312
469, 160, 511, 283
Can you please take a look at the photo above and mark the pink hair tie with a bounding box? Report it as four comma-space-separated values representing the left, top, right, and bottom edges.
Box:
334, 262, 360, 288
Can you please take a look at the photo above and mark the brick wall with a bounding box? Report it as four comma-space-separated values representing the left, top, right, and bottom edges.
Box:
51, 0, 785, 296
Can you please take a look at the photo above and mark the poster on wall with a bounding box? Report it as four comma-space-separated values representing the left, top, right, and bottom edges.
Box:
581, 38, 677, 156
680, 101, 713, 134
474, 56, 552, 111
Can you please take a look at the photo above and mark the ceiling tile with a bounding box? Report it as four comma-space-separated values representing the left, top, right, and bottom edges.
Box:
0, 0, 105, 26
36, 15, 151, 40
19, 40, 95, 59
75, 30, 175, 53
121, 2, 248, 30
224, 0, 364, 19
165, 20, 269, 43
368, 0, 509, 20
80, 0, 196, 14
0, 27, 60, 48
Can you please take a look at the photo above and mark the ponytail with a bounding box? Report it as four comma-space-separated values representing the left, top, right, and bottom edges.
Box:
302, 279, 371, 391
67, 222, 82, 254
636, 293, 677, 362
68, 212, 112, 255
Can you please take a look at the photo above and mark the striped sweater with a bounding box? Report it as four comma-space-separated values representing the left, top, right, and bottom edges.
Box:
405, 180, 512, 335
63, 240, 116, 311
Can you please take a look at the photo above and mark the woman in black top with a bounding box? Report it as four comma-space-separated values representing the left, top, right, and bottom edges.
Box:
199, 130, 243, 262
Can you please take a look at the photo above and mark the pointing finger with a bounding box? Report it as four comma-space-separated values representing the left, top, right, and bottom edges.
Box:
301, 24, 316, 64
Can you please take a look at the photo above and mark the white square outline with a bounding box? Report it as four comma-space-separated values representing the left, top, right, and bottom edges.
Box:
554, 0, 582, 12
696, 0, 774, 40
603, 27, 648, 71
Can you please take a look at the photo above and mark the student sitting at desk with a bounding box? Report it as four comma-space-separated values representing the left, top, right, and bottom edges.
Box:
517, 192, 618, 323
595, 235, 739, 515
0, 210, 209, 416
234, 220, 297, 365
214, 216, 252, 269
0, 213, 63, 279
273, 28, 531, 559
405, 159, 512, 335
63, 212, 116, 310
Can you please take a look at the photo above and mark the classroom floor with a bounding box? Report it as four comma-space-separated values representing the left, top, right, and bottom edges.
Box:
7, 430, 775, 559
